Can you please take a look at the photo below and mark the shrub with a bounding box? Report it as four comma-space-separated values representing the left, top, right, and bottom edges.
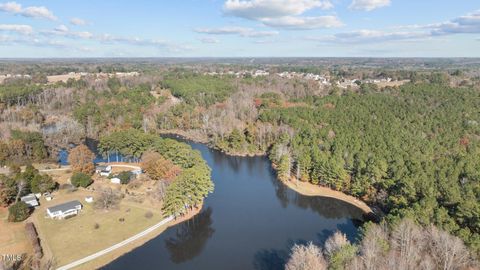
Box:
145, 211, 153, 219
116, 171, 133, 185
8, 201, 31, 222
94, 223, 100, 229
70, 172, 93, 188
59, 183, 73, 190
25, 222, 43, 259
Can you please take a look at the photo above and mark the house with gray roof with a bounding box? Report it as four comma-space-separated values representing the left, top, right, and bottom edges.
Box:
21, 194, 39, 208
95, 165, 112, 176
46, 200, 82, 219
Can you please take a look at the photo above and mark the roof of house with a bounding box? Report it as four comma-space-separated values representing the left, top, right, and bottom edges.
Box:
47, 200, 82, 213
21, 194, 37, 202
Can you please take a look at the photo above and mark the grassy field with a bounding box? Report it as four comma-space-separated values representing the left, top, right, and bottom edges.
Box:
0, 207, 29, 256
35, 193, 164, 266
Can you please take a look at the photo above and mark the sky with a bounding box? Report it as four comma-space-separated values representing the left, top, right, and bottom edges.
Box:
0, 0, 479, 58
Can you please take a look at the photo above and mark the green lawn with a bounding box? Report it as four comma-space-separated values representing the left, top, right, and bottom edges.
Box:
36, 201, 163, 266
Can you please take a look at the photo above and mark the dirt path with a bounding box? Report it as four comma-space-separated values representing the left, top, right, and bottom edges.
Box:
282, 178, 373, 214
30, 213, 54, 267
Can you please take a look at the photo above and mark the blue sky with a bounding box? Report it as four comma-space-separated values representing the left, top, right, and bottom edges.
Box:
0, 0, 479, 57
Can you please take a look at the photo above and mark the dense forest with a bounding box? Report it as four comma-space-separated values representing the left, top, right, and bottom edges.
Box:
262, 83, 480, 253
160, 73, 235, 107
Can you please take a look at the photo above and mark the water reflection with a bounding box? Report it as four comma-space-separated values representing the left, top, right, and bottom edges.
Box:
103, 137, 365, 270
253, 249, 288, 270
165, 207, 215, 263
270, 176, 365, 221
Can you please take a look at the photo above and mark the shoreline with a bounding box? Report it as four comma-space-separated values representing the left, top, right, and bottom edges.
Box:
57, 137, 372, 269
269, 161, 374, 216
158, 129, 266, 157
161, 132, 374, 215
60, 204, 204, 270
280, 177, 373, 215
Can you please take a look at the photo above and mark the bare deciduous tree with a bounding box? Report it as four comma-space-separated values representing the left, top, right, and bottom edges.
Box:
285, 242, 327, 270
94, 188, 122, 210
325, 230, 350, 258
356, 223, 389, 270
427, 226, 471, 270
390, 219, 424, 270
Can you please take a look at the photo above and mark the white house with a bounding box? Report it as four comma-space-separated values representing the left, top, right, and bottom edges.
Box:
46, 200, 82, 219
21, 194, 39, 208
96, 165, 112, 176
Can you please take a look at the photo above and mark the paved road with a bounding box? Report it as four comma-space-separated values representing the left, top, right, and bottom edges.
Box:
56, 215, 174, 270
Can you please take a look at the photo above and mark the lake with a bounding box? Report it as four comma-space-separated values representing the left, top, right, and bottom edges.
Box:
102, 138, 365, 270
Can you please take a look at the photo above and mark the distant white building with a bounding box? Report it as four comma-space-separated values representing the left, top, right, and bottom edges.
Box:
253, 70, 269, 77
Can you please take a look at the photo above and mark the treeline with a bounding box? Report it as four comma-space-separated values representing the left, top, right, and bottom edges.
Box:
0, 130, 49, 166
0, 164, 56, 207
285, 218, 477, 270
98, 129, 213, 217
160, 73, 235, 107
73, 81, 156, 133
0, 81, 44, 106
261, 83, 480, 254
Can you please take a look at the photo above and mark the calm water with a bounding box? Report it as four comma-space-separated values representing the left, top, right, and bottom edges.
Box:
102, 139, 364, 270
57, 138, 133, 166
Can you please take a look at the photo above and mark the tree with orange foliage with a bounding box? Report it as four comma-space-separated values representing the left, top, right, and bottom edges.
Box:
68, 144, 95, 175
141, 151, 181, 182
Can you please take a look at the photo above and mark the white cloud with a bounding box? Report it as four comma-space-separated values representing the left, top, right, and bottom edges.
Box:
70, 18, 88, 26
308, 29, 426, 44
223, 0, 333, 19
195, 26, 251, 35
0, 35, 68, 48
431, 10, 480, 35
55, 24, 69, 32
0, 1, 56, 20
98, 34, 167, 46
199, 37, 220, 44
194, 26, 278, 37
223, 0, 340, 30
31, 39, 67, 48
308, 9, 480, 44
349, 0, 390, 11
0, 24, 33, 35
262, 15, 343, 29
44, 25, 93, 39
0, 1, 21, 13
95, 34, 193, 53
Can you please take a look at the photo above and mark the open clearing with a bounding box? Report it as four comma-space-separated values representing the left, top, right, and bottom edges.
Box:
34, 189, 164, 267
0, 207, 29, 256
